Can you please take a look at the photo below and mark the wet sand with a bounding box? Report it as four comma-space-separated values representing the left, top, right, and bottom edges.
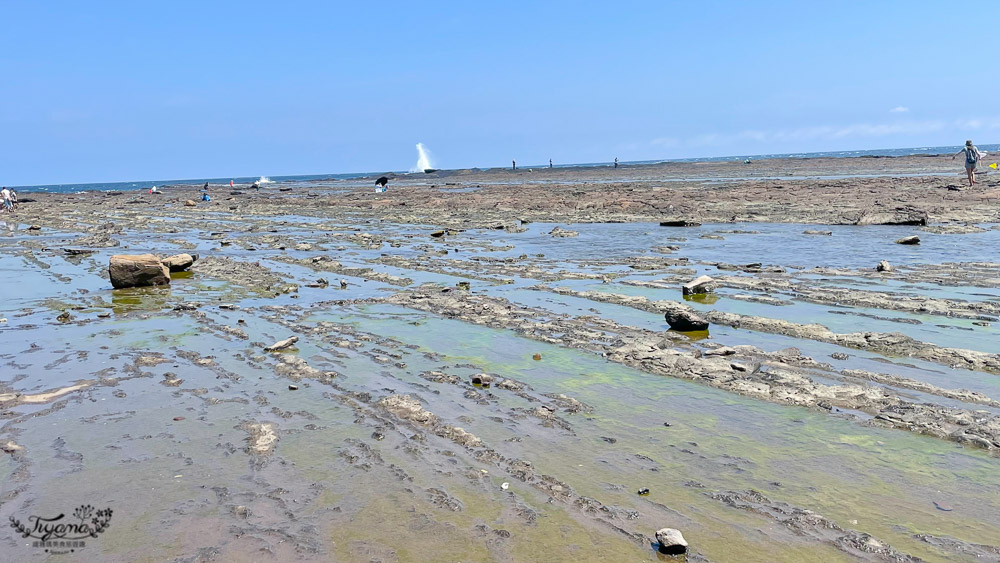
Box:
1, 155, 999, 562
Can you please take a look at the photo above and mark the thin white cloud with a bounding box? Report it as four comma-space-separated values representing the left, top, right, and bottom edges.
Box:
652, 117, 1000, 149
890, 106, 909, 113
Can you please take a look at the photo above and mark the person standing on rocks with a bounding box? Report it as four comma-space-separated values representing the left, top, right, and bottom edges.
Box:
512, 159, 516, 171
614, 157, 618, 168
0, 187, 12, 213
953, 140, 982, 187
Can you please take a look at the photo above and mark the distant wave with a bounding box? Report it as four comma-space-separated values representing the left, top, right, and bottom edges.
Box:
258, 176, 272, 184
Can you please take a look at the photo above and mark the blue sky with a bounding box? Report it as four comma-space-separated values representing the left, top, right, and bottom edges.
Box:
0, 1, 995, 185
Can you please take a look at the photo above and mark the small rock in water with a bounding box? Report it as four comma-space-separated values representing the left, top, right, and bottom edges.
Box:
56, 311, 72, 323
895, 235, 920, 245
264, 336, 298, 352
2, 441, 25, 454
456, 281, 471, 291
830, 352, 849, 360
288, 384, 299, 391
501, 482, 510, 490
637, 488, 650, 496
933, 501, 954, 512
681, 275, 716, 295
173, 416, 185, 421
664, 308, 709, 332
161, 253, 196, 272
876, 260, 894, 272
654, 528, 689, 555
532, 353, 542, 361
548, 226, 579, 237
471, 374, 494, 387
803, 230, 833, 236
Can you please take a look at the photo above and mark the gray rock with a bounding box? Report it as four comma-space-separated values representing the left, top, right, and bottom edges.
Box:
664, 308, 709, 332
471, 374, 495, 386
548, 226, 579, 237
162, 253, 197, 272
109, 254, 170, 289
655, 528, 688, 555
876, 260, 893, 272
682, 275, 717, 295
856, 207, 928, 226
895, 236, 920, 245
264, 336, 299, 352
803, 229, 833, 235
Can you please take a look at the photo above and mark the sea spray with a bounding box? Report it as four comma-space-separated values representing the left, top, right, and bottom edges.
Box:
411, 143, 434, 172
257, 176, 272, 184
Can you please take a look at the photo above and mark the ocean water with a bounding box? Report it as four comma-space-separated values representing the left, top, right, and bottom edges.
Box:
13, 145, 1000, 194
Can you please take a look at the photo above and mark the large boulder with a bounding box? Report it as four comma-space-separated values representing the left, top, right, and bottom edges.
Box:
109, 254, 170, 289
682, 275, 717, 295
664, 307, 709, 332
161, 253, 197, 272
655, 528, 688, 555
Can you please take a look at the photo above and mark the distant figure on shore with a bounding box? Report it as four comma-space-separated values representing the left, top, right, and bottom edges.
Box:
203, 181, 209, 191
202, 192, 211, 202
9, 188, 17, 210
375, 176, 389, 188
251, 180, 261, 191
512, 160, 516, 171
614, 157, 618, 169
953, 140, 982, 187
149, 186, 159, 194
229, 180, 234, 188
549, 159, 553, 168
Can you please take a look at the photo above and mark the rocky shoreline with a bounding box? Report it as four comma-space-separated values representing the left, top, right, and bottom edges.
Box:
1, 155, 999, 562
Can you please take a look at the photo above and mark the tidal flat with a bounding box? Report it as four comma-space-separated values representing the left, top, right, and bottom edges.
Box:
1, 155, 999, 562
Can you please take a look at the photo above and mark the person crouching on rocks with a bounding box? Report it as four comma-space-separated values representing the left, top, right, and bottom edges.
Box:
954, 139, 982, 187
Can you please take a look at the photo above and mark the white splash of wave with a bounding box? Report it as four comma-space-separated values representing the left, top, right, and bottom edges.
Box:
411, 143, 434, 172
